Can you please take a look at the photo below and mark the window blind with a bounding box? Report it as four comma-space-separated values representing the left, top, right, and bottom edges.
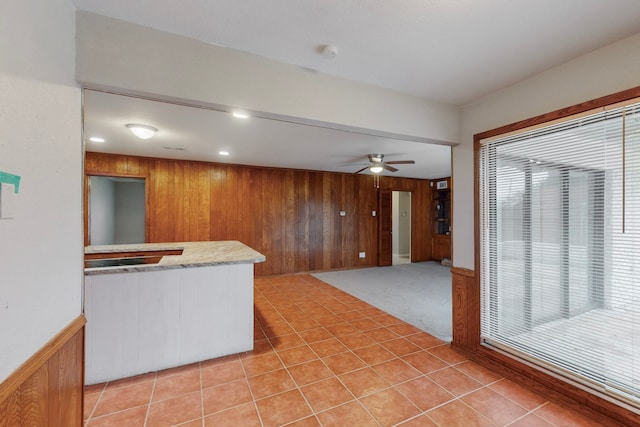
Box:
479, 100, 640, 406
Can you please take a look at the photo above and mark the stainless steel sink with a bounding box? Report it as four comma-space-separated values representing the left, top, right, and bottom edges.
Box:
84, 256, 163, 268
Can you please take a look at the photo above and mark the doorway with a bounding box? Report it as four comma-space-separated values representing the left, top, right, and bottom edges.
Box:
87, 176, 146, 245
392, 191, 411, 265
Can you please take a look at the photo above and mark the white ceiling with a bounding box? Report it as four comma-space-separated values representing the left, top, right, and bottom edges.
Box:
74, 0, 640, 179
71, 0, 640, 105
83, 90, 452, 179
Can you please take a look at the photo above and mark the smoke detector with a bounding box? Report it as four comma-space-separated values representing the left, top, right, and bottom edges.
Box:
321, 45, 339, 59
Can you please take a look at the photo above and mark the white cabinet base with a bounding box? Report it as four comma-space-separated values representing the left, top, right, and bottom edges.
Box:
84, 263, 254, 384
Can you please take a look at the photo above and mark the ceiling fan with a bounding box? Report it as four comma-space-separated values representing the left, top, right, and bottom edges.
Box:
350, 153, 416, 174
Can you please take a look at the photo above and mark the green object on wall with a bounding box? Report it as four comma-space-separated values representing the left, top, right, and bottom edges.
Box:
0, 171, 20, 193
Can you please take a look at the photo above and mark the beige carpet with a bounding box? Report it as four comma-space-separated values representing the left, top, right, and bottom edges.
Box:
313, 261, 452, 342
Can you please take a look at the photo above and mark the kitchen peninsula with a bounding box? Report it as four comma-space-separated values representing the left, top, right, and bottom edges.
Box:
84, 241, 265, 385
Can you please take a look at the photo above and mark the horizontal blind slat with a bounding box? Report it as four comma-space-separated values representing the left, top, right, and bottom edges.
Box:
479, 101, 640, 406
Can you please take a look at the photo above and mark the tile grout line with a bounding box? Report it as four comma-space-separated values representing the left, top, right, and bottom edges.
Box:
503, 405, 546, 427
268, 308, 329, 425
279, 277, 479, 426
142, 372, 157, 427
323, 296, 425, 426
247, 318, 274, 427
487, 379, 554, 424
85, 382, 107, 422
260, 277, 475, 425
525, 401, 559, 426
258, 279, 319, 425
272, 278, 488, 419
410, 374, 541, 426
262, 287, 367, 425
271, 290, 404, 426
199, 361, 205, 427
454, 398, 496, 425
84, 274, 590, 427
265, 283, 434, 424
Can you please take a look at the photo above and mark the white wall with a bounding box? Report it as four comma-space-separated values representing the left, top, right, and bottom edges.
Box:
0, 0, 81, 382
398, 192, 411, 255
392, 191, 411, 257
89, 178, 146, 245
392, 192, 400, 252
89, 176, 115, 245
75, 12, 460, 146
453, 32, 640, 269
114, 181, 145, 244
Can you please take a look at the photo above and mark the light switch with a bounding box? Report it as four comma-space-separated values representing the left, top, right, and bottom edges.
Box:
0, 183, 16, 219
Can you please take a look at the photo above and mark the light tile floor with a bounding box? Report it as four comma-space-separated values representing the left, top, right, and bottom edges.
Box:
84, 274, 620, 426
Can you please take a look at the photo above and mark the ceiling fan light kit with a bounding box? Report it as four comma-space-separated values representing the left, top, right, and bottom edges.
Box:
351, 153, 416, 175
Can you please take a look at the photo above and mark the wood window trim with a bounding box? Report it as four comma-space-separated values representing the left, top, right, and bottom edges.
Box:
457, 85, 640, 425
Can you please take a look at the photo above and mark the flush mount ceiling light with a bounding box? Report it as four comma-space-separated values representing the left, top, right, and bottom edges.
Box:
369, 165, 384, 173
218, 151, 230, 156
126, 123, 158, 139
232, 111, 249, 119
89, 136, 105, 143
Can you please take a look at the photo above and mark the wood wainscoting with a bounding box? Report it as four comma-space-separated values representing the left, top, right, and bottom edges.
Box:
0, 315, 85, 427
85, 152, 434, 276
450, 266, 479, 350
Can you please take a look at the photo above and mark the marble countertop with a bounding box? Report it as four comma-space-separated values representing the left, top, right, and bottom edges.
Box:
85, 241, 265, 275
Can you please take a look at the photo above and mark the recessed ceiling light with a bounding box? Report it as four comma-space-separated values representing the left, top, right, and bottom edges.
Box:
232, 111, 249, 119
219, 151, 230, 156
126, 123, 158, 139
89, 137, 105, 143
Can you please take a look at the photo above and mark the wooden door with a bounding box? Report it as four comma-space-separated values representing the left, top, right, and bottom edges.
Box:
378, 190, 392, 266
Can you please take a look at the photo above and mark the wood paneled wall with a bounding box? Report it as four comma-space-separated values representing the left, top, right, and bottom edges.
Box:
85, 153, 433, 276
0, 316, 85, 427
450, 267, 478, 350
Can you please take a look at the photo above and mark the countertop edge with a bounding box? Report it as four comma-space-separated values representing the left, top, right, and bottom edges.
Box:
84, 241, 266, 275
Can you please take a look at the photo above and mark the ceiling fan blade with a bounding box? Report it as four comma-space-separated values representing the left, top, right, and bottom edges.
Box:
354, 166, 369, 174
340, 163, 369, 166
383, 164, 398, 172
385, 160, 415, 165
